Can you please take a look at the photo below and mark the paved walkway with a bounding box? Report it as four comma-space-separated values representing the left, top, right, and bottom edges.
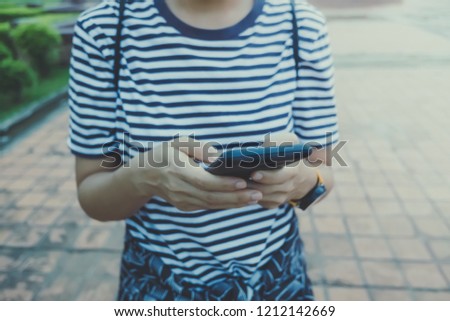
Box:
1, 2, 450, 300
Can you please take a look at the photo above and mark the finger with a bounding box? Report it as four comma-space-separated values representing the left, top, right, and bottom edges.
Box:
197, 189, 263, 208
250, 166, 297, 185
173, 136, 219, 163
173, 185, 263, 209
167, 148, 248, 192
163, 180, 223, 211
247, 182, 292, 209
247, 181, 292, 194
259, 201, 284, 210
258, 192, 289, 209
180, 166, 249, 192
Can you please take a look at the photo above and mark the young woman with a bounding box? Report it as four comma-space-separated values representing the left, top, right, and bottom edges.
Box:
68, 0, 339, 300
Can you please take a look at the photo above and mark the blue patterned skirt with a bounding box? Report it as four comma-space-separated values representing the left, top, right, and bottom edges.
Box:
117, 215, 314, 301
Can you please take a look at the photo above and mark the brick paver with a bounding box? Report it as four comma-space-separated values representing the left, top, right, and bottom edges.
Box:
1, 2, 450, 301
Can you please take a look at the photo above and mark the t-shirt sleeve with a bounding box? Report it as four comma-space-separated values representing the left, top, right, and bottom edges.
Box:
68, 18, 118, 158
292, 20, 339, 148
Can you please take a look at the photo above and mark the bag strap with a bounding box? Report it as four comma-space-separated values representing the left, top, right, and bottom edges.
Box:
290, 0, 300, 81
113, 0, 126, 93
113, 0, 301, 90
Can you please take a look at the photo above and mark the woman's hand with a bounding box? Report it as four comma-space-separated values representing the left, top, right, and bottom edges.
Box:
248, 132, 317, 209
129, 137, 263, 212
248, 163, 316, 209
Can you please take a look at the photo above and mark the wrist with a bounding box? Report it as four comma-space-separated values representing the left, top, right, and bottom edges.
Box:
289, 167, 327, 210
121, 156, 160, 199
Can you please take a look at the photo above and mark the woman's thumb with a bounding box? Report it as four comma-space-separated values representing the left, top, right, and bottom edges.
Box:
173, 137, 219, 163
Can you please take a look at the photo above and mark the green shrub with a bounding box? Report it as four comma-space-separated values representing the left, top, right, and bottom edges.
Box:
0, 42, 13, 61
0, 6, 43, 22
12, 23, 61, 77
0, 58, 36, 103
0, 22, 16, 55
0, 22, 10, 42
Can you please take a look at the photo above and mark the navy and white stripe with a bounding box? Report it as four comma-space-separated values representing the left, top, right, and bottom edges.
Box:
68, 0, 338, 286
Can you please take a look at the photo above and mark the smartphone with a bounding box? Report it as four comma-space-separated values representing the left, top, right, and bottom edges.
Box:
204, 144, 313, 179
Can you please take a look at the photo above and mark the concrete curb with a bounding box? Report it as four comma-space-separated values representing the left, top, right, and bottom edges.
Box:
0, 87, 68, 148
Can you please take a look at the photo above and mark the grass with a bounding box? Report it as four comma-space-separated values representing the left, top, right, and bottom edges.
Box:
0, 1, 63, 6
0, 67, 69, 123
17, 12, 79, 25
0, 6, 44, 22
0, 1, 79, 23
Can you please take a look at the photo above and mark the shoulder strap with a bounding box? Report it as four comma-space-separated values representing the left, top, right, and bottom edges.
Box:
114, 0, 126, 92
290, 0, 300, 80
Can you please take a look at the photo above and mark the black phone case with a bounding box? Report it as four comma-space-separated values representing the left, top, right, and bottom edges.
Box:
206, 145, 312, 179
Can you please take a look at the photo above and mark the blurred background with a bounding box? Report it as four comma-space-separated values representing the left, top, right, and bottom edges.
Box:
0, 0, 449, 300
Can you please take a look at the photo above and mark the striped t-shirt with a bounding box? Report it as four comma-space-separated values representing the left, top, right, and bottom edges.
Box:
68, 0, 339, 286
